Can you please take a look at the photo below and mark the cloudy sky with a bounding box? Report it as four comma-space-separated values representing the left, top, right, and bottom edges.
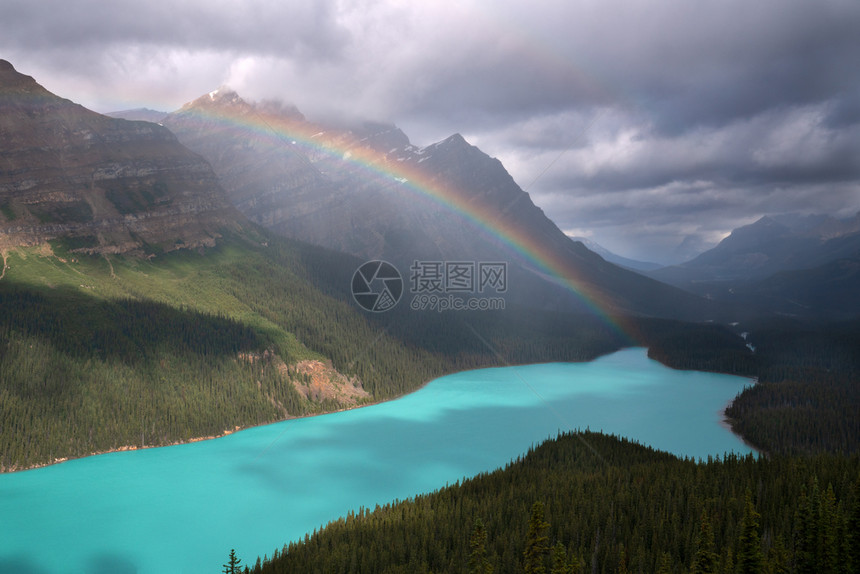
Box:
4, 0, 860, 262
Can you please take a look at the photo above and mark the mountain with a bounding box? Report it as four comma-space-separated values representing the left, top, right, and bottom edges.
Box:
669, 234, 712, 265
723, 251, 860, 319
161, 89, 709, 320
105, 108, 167, 123
568, 236, 662, 271
649, 213, 860, 289
0, 60, 239, 255
0, 63, 418, 469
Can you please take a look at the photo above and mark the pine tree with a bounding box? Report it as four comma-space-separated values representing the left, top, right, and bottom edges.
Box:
736, 491, 764, 574
722, 548, 733, 574
656, 552, 673, 574
616, 543, 630, 574
794, 483, 815, 573
223, 548, 242, 574
820, 483, 841, 574
469, 518, 493, 574
691, 510, 718, 574
764, 536, 790, 574
848, 476, 860, 574
550, 542, 571, 574
524, 501, 550, 574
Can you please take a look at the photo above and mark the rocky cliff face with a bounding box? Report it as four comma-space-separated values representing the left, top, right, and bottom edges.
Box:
0, 60, 241, 255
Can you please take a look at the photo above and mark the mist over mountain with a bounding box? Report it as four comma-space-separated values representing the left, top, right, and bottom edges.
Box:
668, 234, 714, 266
105, 108, 168, 123
568, 236, 662, 272
158, 89, 710, 320
0, 60, 240, 255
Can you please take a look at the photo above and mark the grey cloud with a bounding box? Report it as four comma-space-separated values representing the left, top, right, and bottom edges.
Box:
3, 0, 348, 59
498, 103, 860, 197
2, 0, 859, 262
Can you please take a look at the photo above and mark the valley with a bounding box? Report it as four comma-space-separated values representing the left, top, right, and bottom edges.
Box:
0, 55, 858, 574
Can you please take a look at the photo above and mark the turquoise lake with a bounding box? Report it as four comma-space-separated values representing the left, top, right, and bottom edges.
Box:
0, 347, 754, 574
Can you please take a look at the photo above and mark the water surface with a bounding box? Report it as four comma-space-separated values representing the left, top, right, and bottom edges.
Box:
0, 347, 753, 574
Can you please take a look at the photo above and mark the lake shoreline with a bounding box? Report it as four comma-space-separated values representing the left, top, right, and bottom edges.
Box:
718, 393, 764, 457
0, 347, 760, 574
3, 347, 758, 473
2, 352, 614, 474
1, 375, 440, 475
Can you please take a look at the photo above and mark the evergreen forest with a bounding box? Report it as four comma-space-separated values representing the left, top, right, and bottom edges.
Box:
243, 432, 860, 574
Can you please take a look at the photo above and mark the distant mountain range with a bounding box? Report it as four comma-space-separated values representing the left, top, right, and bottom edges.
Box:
647, 213, 860, 319
650, 213, 860, 285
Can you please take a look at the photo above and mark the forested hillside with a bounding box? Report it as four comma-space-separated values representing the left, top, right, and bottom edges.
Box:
244, 431, 860, 574
632, 318, 860, 455
724, 319, 860, 455
0, 230, 628, 470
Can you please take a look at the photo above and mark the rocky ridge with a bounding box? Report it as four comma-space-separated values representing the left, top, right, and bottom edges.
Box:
0, 60, 241, 255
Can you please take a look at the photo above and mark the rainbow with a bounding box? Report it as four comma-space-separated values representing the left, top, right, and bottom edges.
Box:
172, 98, 634, 339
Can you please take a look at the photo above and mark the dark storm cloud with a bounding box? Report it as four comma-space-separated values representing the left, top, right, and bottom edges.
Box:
536, 108, 860, 194
3, 0, 347, 58
2, 0, 859, 262
597, 0, 860, 136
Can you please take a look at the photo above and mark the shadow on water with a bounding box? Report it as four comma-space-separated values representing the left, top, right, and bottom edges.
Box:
0, 556, 50, 574
85, 554, 138, 574
0, 553, 139, 574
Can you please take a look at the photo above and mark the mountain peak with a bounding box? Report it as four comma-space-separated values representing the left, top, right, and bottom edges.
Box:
750, 215, 780, 227
179, 87, 304, 122
419, 133, 475, 157
208, 86, 238, 101
0, 59, 44, 93
441, 133, 469, 148
176, 86, 243, 114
